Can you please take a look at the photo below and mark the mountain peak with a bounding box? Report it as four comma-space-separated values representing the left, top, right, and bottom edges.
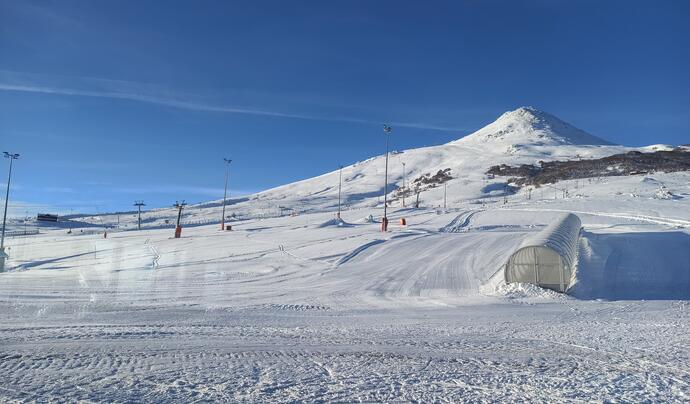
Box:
497, 106, 551, 123
454, 107, 613, 147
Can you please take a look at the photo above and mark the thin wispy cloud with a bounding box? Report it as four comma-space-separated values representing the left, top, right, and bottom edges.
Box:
0, 70, 466, 132
112, 185, 255, 197
42, 186, 75, 193
0, 82, 319, 119
1, 200, 67, 217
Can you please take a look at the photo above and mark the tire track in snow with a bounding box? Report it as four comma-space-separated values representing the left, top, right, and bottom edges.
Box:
8, 341, 687, 402
144, 239, 160, 269
3, 323, 689, 402
335, 239, 386, 266
523, 337, 690, 390
439, 210, 478, 233
503, 207, 690, 228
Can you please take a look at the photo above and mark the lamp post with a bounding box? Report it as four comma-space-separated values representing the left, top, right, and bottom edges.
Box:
1, 152, 19, 272
337, 165, 343, 219
382, 124, 392, 232
402, 162, 406, 208
221, 158, 231, 230
68, 208, 73, 234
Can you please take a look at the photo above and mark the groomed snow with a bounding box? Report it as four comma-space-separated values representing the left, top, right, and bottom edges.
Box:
2, 194, 689, 401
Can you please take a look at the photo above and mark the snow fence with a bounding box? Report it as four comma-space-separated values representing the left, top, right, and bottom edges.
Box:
504, 213, 581, 292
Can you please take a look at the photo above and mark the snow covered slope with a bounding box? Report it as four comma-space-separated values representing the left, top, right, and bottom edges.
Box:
3, 202, 690, 401
245, 106, 624, 215
66, 106, 639, 230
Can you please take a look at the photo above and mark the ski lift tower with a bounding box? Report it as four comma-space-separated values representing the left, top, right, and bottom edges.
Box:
134, 200, 145, 230
173, 200, 187, 238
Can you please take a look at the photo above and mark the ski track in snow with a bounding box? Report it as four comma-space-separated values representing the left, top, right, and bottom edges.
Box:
439, 210, 478, 233
335, 239, 386, 266
504, 207, 690, 228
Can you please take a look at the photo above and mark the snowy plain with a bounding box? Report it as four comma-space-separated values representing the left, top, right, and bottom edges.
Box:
1, 107, 689, 402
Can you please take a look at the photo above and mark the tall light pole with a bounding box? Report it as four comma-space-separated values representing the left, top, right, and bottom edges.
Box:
134, 201, 145, 230
382, 124, 392, 232
337, 165, 343, 219
402, 162, 406, 208
1, 152, 19, 272
221, 158, 231, 230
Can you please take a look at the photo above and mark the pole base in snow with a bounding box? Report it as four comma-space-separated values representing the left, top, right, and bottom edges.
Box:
174, 226, 182, 238
0, 247, 7, 272
381, 217, 389, 232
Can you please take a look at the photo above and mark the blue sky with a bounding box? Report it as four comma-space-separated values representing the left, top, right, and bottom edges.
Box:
1, 0, 688, 215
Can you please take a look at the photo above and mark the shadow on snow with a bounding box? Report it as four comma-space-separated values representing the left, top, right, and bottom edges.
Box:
571, 231, 690, 300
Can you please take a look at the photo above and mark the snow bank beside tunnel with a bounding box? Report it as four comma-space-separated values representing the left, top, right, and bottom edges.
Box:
570, 230, 690, 300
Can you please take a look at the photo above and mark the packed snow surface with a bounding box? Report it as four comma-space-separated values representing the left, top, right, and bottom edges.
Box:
2, 108, 689, 402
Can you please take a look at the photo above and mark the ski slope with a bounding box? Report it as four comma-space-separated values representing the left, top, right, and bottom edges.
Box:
58, 107, 647, 231
1, 107, 689, 401
3, 202, 690, 401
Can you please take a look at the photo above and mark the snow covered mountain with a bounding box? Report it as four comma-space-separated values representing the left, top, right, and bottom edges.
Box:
73, 107, 669, 228
231, 106, 627, 216
453, 106, 612, 147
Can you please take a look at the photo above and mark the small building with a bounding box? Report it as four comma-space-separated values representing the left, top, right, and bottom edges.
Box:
37, 213, 59, 222
504, 213, 582, 292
